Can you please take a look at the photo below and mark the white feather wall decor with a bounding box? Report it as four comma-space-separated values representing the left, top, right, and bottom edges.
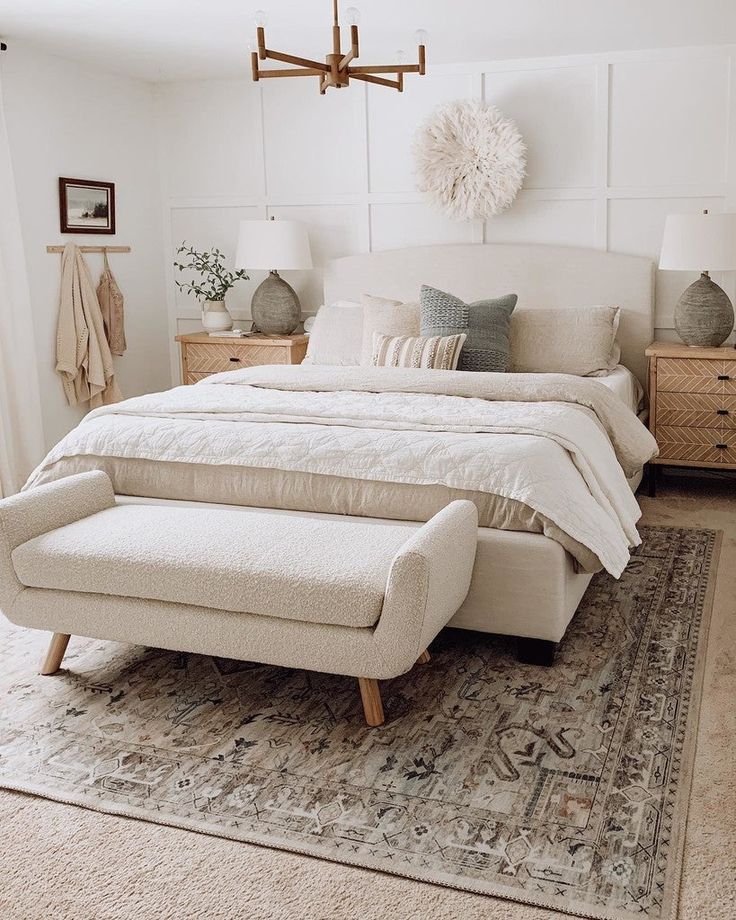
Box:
413, 99, 527, 221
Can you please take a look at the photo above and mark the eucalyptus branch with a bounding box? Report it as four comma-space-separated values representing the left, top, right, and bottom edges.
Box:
173, 242, 249, 303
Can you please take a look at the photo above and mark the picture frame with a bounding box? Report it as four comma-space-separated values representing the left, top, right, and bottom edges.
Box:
58, 177, 116, 235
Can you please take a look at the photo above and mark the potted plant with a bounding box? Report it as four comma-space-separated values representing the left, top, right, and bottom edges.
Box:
173, 243, 250, 332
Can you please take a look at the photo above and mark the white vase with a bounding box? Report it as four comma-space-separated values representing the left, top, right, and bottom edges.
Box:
201, 300, 233, 333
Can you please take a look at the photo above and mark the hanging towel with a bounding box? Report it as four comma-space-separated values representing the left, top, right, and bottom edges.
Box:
56, 243, 122, 409
97, 249, 126, 356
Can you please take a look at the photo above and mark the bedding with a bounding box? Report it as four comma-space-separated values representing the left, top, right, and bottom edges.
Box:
303, 300, 362, 365
370, 332, 466, 369
509, 305, 621, 376
26, 365, 658, 578
594, 364, 644, 415
419, 286, 517, 372
359, 295, 419, 365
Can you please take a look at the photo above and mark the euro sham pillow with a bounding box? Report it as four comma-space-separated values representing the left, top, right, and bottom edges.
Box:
371, 332, 467, 370
509, 306, 621, 376
419, 286, 518, 372
360, 294, 420, 366
304, 300, 363, 366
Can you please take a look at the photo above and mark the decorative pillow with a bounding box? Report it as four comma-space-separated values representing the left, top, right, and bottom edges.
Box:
371, 332, 467, 370
360, 294, 420, 365
509, 306, 621, 376
420, 286, 518, 372
304, 300, 363, 366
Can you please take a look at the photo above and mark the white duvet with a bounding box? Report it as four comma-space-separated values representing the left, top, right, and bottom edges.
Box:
26, 365, 658, 578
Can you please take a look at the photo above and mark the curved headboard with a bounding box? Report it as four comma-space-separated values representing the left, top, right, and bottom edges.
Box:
324, 243, 655, 387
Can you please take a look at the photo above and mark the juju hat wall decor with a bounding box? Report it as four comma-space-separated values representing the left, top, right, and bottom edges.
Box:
413, 99, 527, 221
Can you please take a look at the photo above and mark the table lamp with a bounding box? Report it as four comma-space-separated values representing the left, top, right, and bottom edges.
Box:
659, 210, 736, 346
235, 218, 313, 335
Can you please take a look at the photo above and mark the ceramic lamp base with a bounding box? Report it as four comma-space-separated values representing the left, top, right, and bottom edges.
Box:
675, 273, 734, 347
251, 271, 301, 335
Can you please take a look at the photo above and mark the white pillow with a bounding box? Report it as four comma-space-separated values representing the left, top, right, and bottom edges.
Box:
509, 306, 621, 376
360, 294, 420, 366
304, 300, 363, 366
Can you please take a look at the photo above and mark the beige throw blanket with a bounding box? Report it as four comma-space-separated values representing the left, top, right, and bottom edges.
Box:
56, 244, 122, 409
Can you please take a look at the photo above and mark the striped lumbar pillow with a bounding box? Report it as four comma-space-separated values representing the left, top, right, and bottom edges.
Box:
371, 332, 467, 370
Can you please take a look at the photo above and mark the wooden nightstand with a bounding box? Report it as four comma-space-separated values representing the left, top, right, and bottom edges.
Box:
176, 333, 309, 384
645, 341, 736, 494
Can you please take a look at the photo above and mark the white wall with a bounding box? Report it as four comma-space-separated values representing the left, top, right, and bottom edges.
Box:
157, 44, 736, 383
1, 44, 170, 449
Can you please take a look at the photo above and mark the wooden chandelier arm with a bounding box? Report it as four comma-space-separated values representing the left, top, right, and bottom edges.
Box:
259, 68, 328, 78
262, 48, 330, 72
349, 72, 402, 91
349, 63, 421, 75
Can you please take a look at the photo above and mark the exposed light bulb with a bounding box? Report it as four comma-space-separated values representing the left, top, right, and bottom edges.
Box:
346, 7, 361, 26
254, 9, 268, 28
246, 39, 256, 53
396, 49, 405, 64
415, 28, 428, 45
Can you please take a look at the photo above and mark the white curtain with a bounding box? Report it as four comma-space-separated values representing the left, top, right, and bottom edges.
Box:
0, 63, 45, 496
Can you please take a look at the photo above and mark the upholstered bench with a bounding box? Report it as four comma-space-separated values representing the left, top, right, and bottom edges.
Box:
0, 472, 478, 726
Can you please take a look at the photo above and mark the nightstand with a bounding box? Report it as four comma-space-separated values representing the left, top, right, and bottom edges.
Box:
645, 341, 736, 495
176, 333, 309, 384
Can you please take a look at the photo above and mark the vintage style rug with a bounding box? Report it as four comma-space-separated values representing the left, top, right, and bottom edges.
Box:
0, 526, 719, 920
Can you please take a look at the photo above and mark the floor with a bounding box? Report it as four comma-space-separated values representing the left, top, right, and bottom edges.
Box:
1, 474, 734, 920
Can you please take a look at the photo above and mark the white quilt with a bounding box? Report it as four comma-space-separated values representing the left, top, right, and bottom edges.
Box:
26, 365, 658, 578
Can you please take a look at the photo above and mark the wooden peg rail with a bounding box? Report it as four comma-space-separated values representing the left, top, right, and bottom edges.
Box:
46, 245, 131, 254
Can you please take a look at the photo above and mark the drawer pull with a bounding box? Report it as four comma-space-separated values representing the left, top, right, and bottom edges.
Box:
718, 374, 731, 381
229, 357, 241, 363
717, 409, 730, 416
715, 443, 728, 449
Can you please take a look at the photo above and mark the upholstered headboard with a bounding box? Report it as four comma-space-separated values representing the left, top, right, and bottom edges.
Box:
324, 243, 655, 387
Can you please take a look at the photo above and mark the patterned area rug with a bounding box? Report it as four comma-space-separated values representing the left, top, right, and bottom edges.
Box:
0, 526, 719, 920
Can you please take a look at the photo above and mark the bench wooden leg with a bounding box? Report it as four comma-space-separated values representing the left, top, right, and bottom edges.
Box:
417, 649, 431, 665
358, 677, 385, 727
40, 633, 70, 676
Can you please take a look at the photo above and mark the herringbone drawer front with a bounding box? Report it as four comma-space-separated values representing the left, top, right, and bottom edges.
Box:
185, 343, 287, 373
657, 357, 736, 394
656, 425, 736, 464
184, 371, 213, 384
656, 392, 736, 429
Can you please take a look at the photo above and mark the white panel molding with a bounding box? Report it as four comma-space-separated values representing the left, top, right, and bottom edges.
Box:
160, 43, 736, 384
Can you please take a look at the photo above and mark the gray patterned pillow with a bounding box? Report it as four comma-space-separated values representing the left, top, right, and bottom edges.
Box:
420, 286, 518, 372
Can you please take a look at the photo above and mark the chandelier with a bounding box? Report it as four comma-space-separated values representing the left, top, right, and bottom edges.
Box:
249, 1, 427, 94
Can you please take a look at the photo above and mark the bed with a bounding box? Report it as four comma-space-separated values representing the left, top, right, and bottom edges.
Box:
25, 243, 657, 657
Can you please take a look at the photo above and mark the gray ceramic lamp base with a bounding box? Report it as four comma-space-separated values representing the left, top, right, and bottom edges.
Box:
675, 272, 734, 347
251, 271, 301, 335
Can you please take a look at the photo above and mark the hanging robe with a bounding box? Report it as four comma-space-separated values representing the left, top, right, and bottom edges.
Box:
56, 243, 122, 409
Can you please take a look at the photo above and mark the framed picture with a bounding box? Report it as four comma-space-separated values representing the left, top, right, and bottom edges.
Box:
58, 177, 116, 234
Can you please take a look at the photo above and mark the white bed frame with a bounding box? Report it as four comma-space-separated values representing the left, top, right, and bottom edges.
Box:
321, 243, 655, 655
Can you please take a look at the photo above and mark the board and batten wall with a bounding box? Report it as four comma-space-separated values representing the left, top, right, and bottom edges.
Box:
157, 44, 736, 384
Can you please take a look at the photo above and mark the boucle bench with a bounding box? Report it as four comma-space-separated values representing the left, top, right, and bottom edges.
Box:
0, 472, 478, 726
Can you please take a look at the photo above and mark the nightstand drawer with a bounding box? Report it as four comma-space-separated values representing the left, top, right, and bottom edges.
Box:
656, 425, 736, 464
657, 357, 736, 394
185, 342, 287, 373
656, 392, 736, 429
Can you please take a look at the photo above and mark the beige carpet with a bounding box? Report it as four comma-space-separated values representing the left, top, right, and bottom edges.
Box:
1, 475, 734, 920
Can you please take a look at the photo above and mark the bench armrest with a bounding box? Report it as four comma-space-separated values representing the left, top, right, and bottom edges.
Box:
0, 471, 115, 609
375, 500, 478, 674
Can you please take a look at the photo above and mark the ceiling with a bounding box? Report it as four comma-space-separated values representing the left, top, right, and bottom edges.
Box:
0, 0, 734, 82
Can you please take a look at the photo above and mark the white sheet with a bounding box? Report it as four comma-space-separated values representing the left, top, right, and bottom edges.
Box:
594, 364, 644, 415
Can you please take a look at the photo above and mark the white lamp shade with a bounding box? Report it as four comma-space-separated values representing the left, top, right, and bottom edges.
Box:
659, 212, 736, 272
235, 220, 313, 271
